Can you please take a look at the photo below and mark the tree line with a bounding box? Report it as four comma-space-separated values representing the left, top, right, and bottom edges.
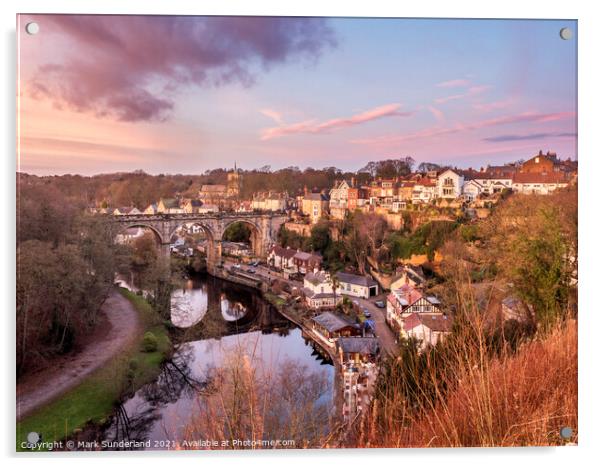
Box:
16, 183, 124, 376
17, 156, 437, 210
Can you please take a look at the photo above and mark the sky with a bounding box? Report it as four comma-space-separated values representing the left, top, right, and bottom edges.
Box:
17, 15, 577, 175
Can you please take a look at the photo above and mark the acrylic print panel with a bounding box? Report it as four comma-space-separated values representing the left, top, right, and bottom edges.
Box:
16, 14, 577, 452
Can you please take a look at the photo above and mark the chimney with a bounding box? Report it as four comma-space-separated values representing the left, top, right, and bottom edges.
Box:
351, 176, 356, 188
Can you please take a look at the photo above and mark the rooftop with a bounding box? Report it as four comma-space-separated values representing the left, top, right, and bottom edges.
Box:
294, 251, 322, 262
338, 337, 380, 355
159, 198, 179, 208
270, 245, 298, 259
312, 311, 357, 332
336, 272, 377, 288
305, 270, 330, 286
512, 172, 569, 184
404, 313, 453, 332
304, 192, 330, 201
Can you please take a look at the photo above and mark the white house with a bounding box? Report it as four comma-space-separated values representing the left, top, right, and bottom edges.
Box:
335, 272, 379, 299
462, 179, 484, 201
436, 169, 464, 199
402, 313, 453, 350
412, 178, 437, 204
268, 245, 297, 273
303, 271, 343, 309
467, 172, 514, 195
512, 172, 569, 195
390, 265, 426, 290
329, 180, 351, 220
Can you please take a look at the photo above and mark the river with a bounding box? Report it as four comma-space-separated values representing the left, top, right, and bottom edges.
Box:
102, 274, 335, 450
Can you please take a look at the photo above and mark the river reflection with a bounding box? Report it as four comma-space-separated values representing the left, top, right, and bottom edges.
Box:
102, 274, 334, 449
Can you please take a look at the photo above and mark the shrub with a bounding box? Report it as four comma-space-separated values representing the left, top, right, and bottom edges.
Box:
128, 358, 139, 371
142, 332, 158, 352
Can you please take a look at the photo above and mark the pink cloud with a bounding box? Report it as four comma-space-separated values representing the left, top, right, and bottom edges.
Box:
427, 106, 445, 122
473, 98, 514, 113
260, 103, 413, 140
24, 15, 336, 122
260, 108, 284, 125
436, 79, 471, 88
350, 111, 576, 147
435, 85, 491, 105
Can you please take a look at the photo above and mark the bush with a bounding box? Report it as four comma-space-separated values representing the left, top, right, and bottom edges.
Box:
128, 358, 139, 371
142, 332, 158, 352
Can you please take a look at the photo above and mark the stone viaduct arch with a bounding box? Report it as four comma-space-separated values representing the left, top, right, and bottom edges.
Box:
113, 212, 287, 273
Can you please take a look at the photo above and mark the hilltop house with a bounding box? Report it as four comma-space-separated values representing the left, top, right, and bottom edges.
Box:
329, 180, 351, 220
437, 169, 464, 199
198, 184, 227, 205
462, 179, 485, 201
347, 184, 369, 211
251, 191, 288, 211
512, 172, 569, 194
301, 190, 330, 224
520, 150, 559, 174
412, 177, 437, 204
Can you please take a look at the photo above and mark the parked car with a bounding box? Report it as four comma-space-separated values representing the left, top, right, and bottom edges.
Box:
363, 309, 372, 318
375, 300, 385, 308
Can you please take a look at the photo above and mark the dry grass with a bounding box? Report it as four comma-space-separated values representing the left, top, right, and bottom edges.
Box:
357, 318, 577, 448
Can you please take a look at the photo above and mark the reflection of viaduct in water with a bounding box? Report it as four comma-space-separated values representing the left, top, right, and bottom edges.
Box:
175, 276, 295, 342
112, 212, 287, 273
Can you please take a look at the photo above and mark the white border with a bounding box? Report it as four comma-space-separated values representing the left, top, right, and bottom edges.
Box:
2, 1, 601, 465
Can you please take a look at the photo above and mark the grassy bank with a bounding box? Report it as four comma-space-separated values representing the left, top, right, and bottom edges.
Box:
355, 319, 577, 448
16, 287, 171, 451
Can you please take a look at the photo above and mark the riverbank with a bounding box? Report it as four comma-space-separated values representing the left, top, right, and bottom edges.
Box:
16, 287, 171, 452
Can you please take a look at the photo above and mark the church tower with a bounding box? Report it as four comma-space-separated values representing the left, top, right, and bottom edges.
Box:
226, 162, 243, 198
